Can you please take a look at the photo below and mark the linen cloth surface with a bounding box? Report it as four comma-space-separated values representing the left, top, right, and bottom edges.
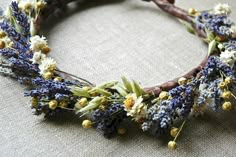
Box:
0, 0, 235, 156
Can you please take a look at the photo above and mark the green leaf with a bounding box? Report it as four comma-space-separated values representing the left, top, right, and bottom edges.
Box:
96, 81, 118, 89
121, 76, 132, 92
78, 97, 103, 113
131, 80, 144, 97
208, 39, 217, 55
112, 84, 128, 97
205, 28, 215, 41
89, 88, 112, 97
179, 19, 195, 35
71, 87, 90, 98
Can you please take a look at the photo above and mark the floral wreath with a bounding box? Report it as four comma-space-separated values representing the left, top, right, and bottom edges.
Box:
0, 0, 236, 150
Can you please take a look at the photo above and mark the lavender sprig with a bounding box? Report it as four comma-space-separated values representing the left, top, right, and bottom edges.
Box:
11, 1, 30, 37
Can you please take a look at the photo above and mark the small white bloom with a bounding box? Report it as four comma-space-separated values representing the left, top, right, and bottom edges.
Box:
124, 94, 147, 122
219, 50, 236, 67
30, 35, 48, 52
214, 3, 231, 15
39, 57, 56, 75
230, 25, 236, 38
31, 51, 46, 64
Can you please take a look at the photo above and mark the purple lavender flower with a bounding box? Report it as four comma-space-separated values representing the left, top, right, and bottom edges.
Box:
201, 56, 234, 82
0, 20, 29, 47
25, 77, 73, 99
0, 48, 18, 58
91, 104, 127, 138
11, 1, 30, 36
195, 12, 233, 36
9, 57, 39, 74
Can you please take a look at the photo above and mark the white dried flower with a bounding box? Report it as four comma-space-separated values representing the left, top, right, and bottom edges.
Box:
219, 50, 236, 67
214, 3, 231, 15
39, 57, 56, 75
124, 94, 147, 122
30, 35, 48, 52
31, 51, 46, 64
230, 25, 236, 38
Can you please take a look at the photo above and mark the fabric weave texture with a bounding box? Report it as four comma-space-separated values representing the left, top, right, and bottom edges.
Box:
0, 0, 235, 156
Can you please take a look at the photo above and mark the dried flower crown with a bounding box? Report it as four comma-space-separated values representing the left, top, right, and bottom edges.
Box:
0, 0, 236, 150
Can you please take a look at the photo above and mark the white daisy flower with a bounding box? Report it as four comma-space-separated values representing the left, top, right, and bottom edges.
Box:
31, 51, 46, 64
124, 94, 147, 122
214, 3, 231, 15
38, 57, 56, 75
30, 35, 48, 52
219, 50, 236, 67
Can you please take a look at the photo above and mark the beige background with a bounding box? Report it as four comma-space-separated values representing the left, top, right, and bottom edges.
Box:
0, 0, 236, 156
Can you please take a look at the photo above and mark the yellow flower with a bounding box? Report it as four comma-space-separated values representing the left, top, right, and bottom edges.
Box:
218, 82, 226, 89
159, 91, 169, 100
54, 77, 62, 82
0, 40, 5, 49
124, 94, 147, 122
222, 102, 232, 111
221, 91, 232, 100
78, 98, 88, 107
124, 95, 135, 110
168, 141, 177, 150
31, 97, 38, 107
170, 127, 179, 137
178, 77, 187, 85
188, 8, 197, 15
225, 77, 233, 85
49, 100, 58, 110
82, 120, 93, 129
43, 71, 53, 80
59, 101, 68, 108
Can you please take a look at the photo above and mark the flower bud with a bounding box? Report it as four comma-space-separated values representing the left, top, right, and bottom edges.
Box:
170, 127, 179, 137
168, 141, 177, 150
222, 91, 232, 100
225, 77, 233, 85
178, 77, 187, 85
222, 101, 232, 111
0, 40, 5, 49
159, 91, 169, 100
82, 120, 92, 129
49, 100, 58, 110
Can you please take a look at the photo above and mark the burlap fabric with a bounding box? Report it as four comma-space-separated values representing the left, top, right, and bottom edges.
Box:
0, 0, 235, 156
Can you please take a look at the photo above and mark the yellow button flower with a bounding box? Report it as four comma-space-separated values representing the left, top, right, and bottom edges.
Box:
222, 91, 232, 100
168, 141, 177, 150
49, 100, 58, 110
170, 127, 179, 138
159, 91, 169, 100
82, 120, 93, 129
222, 102, 232, 111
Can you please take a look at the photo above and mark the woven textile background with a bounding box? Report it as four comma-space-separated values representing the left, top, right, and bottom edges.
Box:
0, 0, 235, 156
